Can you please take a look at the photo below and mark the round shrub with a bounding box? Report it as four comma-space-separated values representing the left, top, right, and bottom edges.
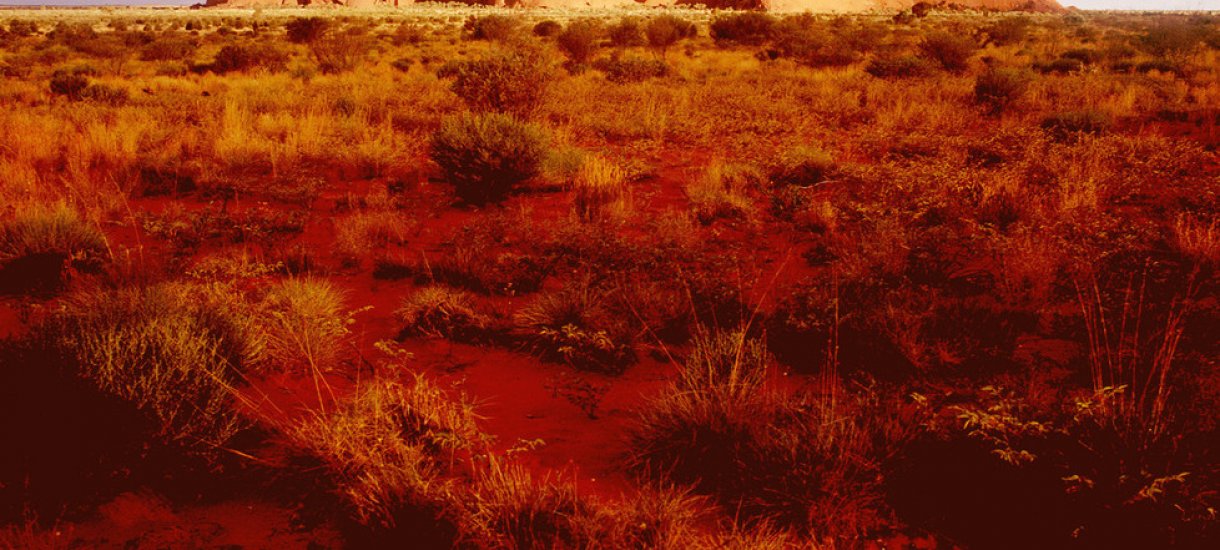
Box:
919, 31, 977, 73
533, 20, 561, 37
285, 17, 330, 44
557, 19, 601, 66
710, 13, 776, 47
865, 55, 935, 79
439, 52, 551, 116
431, 113, 548, 205
974, 67, 1032, 114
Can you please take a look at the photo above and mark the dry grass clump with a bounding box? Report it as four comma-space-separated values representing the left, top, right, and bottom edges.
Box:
571, 154, 631, 222
0, 202, 106, 269
686, 162, 761, 225
333, 210, 409, 264
631, 329, 912, 541
1172, 215, 1218, 264
49, 283, 260, 449
396, 285, 489, 340
290, 376, 484, 535
514, 281, 635, 374
262, 277, 350, 376
431, 113, 548, 205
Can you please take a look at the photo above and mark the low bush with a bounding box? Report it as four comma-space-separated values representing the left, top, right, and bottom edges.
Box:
571, 155, 631, 222
431, 113, 548, 205
686, 163, 761, 225
514, 281, 635, 373
919, 31, 977, 73
594, 55, 669, 84
608, 17, 645, 48
0, 202, 106, 293
1040, 109, 1112, 140
710, 13, 776, 47
974, 67, 1032, 114
533, 20, 561, 38
865, 55, 935, 79
646, 15, 695, 57
557, 19, 601, 66
209, 43, 289, 74
466, 14, 519, 42
49, 283, 260, 449
397, 286, 489, 340
285, 17, 330, 44
439, 52, 551, 116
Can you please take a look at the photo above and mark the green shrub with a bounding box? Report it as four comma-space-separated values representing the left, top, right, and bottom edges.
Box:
431, 113, 548, 205
439, 53, 551, 116
50, 283, 260, 449
919, 31, 977, 73
710, 13, 776, 47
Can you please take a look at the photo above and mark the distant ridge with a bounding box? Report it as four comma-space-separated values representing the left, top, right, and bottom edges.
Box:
201, 0, 1065, 14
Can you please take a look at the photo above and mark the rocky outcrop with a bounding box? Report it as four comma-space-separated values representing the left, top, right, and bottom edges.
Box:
203, 0, 1064, 12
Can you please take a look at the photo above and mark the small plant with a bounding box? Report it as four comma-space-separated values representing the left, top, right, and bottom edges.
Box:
397, 285, 489, 340
594, 56, 669, 84
645, 15, 695, 58
608, 17, 645, 48
430, 113, 548, 205
48, 70, 89, 99
545, 372, 609, 419
974, 67, 1031, 114
515, 281, 634, 373
686, 162, 761, 225
50, 283, 260, 449
919, 31, 977, 73
439, 52, 551, 116
466, 14, 519, 42
557, 19, 601, 66
533, 20, 561, 38
710, 13, 776, 47
571, 155, 631, 222
285, 17, 330, 44
865, 55, 934, 79
769, 146, 835, 187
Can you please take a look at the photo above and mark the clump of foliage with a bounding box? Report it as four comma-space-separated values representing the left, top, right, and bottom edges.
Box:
438, 52, 552, 116
0, 203, 105, 266
769, 146, 835, 187
865, 55, 935, 79
608, 17, 645, 48
397, 285, 489, 340
514, 281, 635, 373
262, 277, 351, 374
49, 283, 261, 449
465, 14, 519, 42
594, 55, 669, 84
1040, 109, 1112, 140
285, 17, 330, 44
645, 15, 695, 57
209, 43, 289, 74
557, 19, 601, 67
974, 67, 1032, 114
919, 31, 977, 73
431, 113, 548, 205
710, 13, 776, 47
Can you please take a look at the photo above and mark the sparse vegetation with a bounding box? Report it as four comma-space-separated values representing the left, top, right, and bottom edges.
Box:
2, 8, 1218, 549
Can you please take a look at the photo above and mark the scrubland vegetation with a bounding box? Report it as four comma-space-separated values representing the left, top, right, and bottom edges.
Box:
1, 5, 1219, 549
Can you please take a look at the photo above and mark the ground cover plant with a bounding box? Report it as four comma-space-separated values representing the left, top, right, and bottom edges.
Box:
0, 5, 1218, 549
